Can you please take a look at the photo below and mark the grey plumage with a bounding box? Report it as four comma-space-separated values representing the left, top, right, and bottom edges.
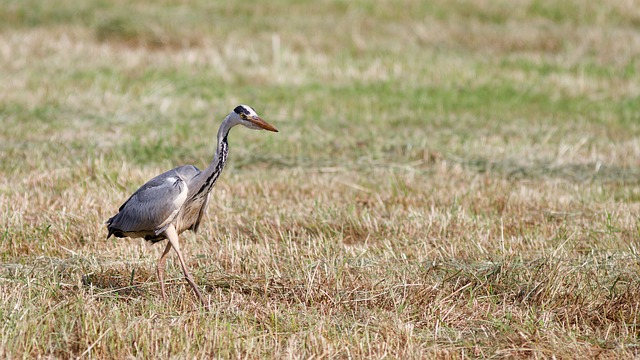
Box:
105, 105, 278, 307
106, 165, 200, 241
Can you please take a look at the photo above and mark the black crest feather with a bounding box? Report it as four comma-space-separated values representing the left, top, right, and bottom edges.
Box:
234, 105, 250, 115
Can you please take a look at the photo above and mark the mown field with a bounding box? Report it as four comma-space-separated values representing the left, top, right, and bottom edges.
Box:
1, 0, 640, 358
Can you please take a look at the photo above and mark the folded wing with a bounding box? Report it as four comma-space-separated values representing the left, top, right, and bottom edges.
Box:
106, 167, 198, 238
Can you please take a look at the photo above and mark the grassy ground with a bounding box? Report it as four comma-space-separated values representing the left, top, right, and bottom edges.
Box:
1, 0, 640, 357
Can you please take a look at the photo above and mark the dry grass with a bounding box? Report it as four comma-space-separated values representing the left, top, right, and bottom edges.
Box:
1, 0, 640, 358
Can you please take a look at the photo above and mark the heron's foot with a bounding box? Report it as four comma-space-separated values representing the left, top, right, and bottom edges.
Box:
160, 282, 167, 300
157, 267, 167, 300
184, 274, 208, 309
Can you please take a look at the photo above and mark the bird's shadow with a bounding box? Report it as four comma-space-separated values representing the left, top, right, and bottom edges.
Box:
81, 267, 153, 299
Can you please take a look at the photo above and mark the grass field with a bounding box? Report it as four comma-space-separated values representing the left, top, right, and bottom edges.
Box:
2, 0, 640, 358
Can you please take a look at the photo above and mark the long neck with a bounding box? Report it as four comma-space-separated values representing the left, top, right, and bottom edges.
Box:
190, 118, 233, 200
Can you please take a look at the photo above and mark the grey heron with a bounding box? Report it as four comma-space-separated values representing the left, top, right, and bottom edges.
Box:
106, 105, 278, 306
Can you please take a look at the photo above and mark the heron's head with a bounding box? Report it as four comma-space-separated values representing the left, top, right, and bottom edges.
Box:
230, 105, 278, 132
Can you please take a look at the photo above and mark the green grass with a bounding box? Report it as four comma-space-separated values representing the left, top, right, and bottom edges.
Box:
1, 0, 640, 358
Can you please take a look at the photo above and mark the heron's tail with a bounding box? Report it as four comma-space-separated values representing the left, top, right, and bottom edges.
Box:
105, 216, 115, 239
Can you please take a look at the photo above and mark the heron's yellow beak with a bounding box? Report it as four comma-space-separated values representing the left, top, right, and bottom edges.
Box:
250, 116, 278, 132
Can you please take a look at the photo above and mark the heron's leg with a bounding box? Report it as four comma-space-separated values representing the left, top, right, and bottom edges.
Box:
156, 241, 172, 300
164, 224, 207, 307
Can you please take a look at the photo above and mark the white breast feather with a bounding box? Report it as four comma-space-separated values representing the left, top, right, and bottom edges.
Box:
173, 182, 188, 208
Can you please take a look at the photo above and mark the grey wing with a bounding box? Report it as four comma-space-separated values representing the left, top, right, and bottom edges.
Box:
106, 167, 197, 238
173, 165, 200, 184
